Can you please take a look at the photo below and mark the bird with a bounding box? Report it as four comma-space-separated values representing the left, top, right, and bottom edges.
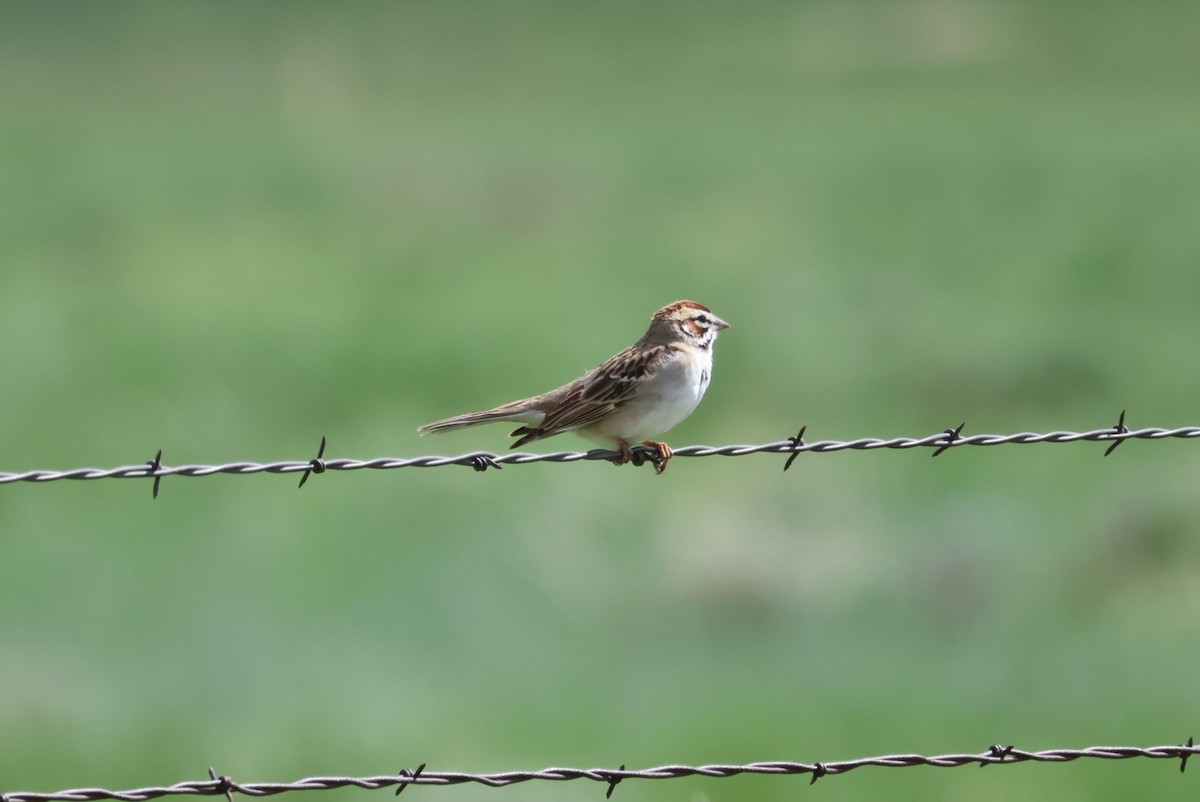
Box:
418, 300, 730, 474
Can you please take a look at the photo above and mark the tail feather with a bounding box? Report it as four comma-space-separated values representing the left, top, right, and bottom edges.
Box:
417, 403, 544, 435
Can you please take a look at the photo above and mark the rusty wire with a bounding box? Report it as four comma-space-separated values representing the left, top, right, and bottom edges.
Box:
1, 740, 1195, 801
1, 416, 1198, 494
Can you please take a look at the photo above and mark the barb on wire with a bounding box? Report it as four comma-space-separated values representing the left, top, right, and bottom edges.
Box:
1105, 410, 1130, 457
2, 740, 1196, 801
783, 426, 807, 472
298, 436, 327, 489
205, 770, 233, 802
2, 420, 1199, 488
605, 764, 624, 799
471, 454, 502, 472
983, 744, 1014, 765
931, 422, 966, 457
393, 764, 425, 796
146, 449, 164, 499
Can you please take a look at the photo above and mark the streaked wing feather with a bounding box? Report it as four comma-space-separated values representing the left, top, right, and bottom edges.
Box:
527, 345, 679, 438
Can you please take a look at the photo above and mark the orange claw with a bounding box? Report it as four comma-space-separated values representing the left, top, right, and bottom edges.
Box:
642, 440, 673, 474
608, 440, 672, 473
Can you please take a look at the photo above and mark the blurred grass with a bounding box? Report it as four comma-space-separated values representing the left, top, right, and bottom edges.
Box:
3, 1, 1200, 800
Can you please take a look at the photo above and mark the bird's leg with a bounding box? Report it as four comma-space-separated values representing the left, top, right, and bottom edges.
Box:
608, 439, 635, 466
642, 440, 673, 475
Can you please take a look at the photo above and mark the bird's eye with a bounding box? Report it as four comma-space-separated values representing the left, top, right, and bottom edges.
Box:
694, 315, 709, 327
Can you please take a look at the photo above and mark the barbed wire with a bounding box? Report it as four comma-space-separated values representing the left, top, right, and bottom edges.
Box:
2, 414, 1198, 494
2, 739, 1195, 801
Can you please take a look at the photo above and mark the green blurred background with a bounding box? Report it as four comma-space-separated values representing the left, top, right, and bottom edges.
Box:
3, 1, 1199, 800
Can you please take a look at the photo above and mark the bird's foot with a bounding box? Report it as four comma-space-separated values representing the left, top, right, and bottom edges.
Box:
642, 440, 673, 475
607, 440, 672, 474
608, 439, 636, 467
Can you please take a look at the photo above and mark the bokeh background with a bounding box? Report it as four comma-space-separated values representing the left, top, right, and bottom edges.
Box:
3, 2, 1200, 800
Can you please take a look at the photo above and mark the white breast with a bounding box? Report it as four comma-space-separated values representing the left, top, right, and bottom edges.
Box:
585, 347, 714, 444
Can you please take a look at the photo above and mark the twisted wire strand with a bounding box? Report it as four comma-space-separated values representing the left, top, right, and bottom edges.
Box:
2, 741, 1195, 801
1, 424, 1197, 487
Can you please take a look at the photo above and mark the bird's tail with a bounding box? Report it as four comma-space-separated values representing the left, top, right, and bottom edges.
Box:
417, 402, 544, 435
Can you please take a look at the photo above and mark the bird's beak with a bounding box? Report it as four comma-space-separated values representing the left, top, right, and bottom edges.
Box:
714, 315, 730, 330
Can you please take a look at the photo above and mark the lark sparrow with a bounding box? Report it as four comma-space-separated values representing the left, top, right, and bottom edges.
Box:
418, 300, 730, 474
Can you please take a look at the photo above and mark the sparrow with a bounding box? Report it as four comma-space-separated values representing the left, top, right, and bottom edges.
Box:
418, 300, 730, 473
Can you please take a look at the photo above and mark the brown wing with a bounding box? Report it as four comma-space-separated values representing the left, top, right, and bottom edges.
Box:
510, 344, 679, 447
